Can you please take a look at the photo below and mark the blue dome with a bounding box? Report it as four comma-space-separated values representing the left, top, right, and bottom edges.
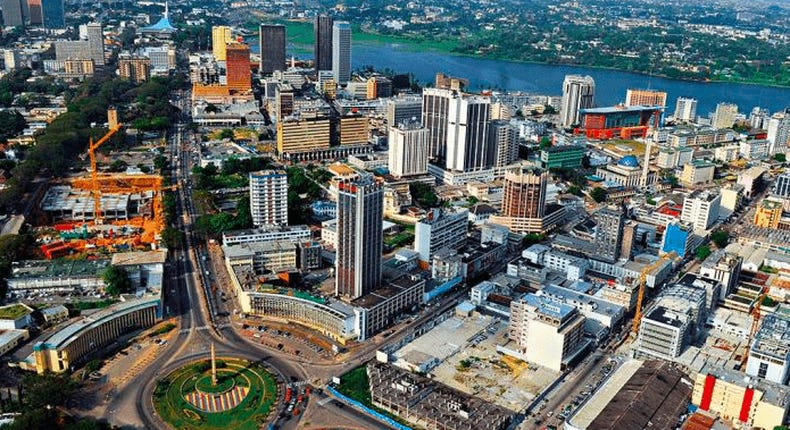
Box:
618, 155, 640, 167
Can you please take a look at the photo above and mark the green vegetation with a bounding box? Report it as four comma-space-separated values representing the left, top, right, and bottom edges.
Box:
590, 187, 607, 203
774, 153, 786, 163
522, 233, 545, 247
0, 110, 26, 143
762, 296, 777, 307
711, 230, 730, 249
153, 358, 277, 430
0, 303, 30, 320
102, 266, 133, 296
385, 233, 414, 248
410, 182, 440, 208
0, 372, 114, 429
150, 322, 177, 337
695, 245, 712, 261
69, 299, 119, 312
287, 165, 328, 224
759, 265, 779, 274
336, 366, 371, 406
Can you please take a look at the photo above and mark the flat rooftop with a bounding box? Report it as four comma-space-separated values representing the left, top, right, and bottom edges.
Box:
645, 306, 688, 328
519, 293, 576, 320
10, 259, 109, 280
111, 250, 167, 266
580, 105, 660, 114
699, 362, 790, 406
0, 304, 31, 320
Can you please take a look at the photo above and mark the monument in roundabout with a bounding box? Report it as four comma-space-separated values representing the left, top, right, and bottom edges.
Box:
153, 343, 279, 430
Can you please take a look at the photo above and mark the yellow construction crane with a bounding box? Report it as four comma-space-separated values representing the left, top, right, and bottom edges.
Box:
631, 251, 679, 336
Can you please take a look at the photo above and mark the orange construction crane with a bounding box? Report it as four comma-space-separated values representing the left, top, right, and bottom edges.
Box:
632, 251, 679, 336
741, 290, 768, 368
89, 124, 122, 223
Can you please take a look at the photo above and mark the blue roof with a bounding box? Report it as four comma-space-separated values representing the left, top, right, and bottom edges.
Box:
618, 155, 640, 167
145, 16, 176, 32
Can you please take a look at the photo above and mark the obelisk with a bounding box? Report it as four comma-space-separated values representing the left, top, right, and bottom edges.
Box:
210, 342, 217, 386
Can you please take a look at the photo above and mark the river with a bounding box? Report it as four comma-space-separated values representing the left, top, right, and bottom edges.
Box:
249, 38, 790, 116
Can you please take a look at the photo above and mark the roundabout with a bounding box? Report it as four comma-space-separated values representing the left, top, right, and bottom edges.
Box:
153, 355, 278, 430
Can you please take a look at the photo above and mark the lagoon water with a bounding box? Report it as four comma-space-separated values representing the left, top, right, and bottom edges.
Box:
250, 38, 790, 115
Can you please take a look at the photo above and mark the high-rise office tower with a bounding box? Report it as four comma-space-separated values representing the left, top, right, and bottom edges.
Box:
774, 108, 790, 149
249, 170, 288, 227
27, 0, 42, 25
625, 89, 667, 108
560, 75, 595, 128
593, 206, 625, 263
2, 0, 24, 27
41, 0, 64, 28
446, 95, 492, 172
331, 21, 351, 84
386, 96, 422, 129
314, 15, 333, 73
489, 120, 518, 167
336, 176, 383, 300
501, 167, 548, 219
259, 24, 286, 75
713, 102, 738, 129
79, 22, 105, 66
388, 122, 429, 178
225, 42, 251, 92
421, 87, 453, 161
211, 26, 232, 61
674, 97, 698, 122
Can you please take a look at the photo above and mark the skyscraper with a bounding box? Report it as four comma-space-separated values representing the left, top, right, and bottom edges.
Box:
773, 108, 790, 149
386, 96, 422, 129
225, 42, 251, 93
249, 170, 289, 227
713, 102, 738, 129
388, 121, 429, 178
2, 0, 24, 27
259, 24, 286, 75
211, 26, 232, 61
336, 176, 383, 300
314, 15, 333, 73
446, 95, 491, 172
421, 87, 453, 161
593, 207, 625, 264
674, 97, 698, 122
331, 21, 351, 84
41, 0, 64, 28
489, 120, 518, 167
560, 75, 595, 128
79, 22, 105, 66
501, 167, 548, 219
27, 0, 42, 25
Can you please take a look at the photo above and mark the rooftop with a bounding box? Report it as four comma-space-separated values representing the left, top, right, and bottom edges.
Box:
580, 105, 661, 114
0, 304, 31, 320
110, 250, 167, 267
584, 360, 692, 430
645, 305, 689, 328
10, 259, 109, 280
752, 313, 790, 358
519, 293, 576, 320
698, 362, 790, 406
36, 297, 160, 350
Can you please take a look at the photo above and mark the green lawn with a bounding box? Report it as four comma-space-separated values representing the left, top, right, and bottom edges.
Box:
153, 359, 278, 430
336, 366, 371, 405
384, 233, 414, 248
0, 304, 30, 320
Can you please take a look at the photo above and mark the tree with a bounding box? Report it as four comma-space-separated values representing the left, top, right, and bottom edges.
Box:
410, 183, 440, 207
539, 136, 552, 150
522, 233, 545, 247
590, 187, 607, 203
160, 226, 185, 249
467, 196, 479, 205
695, 245, 712, 261
102, 266, 132, 296
774, 153, 786, 163
710, 230, 730, 248
219, 128, 234, 140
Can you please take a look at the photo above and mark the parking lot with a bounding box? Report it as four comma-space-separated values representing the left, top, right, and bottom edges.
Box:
239, 319, 336, 362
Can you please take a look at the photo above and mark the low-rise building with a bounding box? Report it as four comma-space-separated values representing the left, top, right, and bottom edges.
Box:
691, 364, 789, 430
679, 161, 715, 187
222, 225, 311, 245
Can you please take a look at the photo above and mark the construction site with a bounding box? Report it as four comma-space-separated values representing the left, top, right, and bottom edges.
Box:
30, 108, 172, 260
